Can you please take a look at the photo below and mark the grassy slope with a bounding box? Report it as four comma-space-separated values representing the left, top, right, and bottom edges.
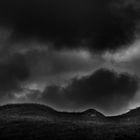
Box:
0, 104, 140, 140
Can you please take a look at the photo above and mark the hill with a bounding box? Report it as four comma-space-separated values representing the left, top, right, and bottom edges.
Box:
0, 103, 140, 140
0, 103, 105, 122
110, 107, 140, 124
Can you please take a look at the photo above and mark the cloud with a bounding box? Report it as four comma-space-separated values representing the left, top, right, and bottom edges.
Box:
0, 40, 138, 116
22, 48, 103, 87
0, 0, 139, 52
0, 54, 29, 99
40, 69, 139, 115
1, 48, 103, 104
102, 40, 140, 79
104, 40, 140, 62
0, 0, 138, 117
1, 43, 138, 116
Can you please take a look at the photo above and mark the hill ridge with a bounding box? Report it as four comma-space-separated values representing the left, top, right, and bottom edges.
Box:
1, 103, 140, 118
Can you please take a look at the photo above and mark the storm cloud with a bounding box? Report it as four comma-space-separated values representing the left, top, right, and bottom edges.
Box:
0, 0, 139, 116
41, 69, 139, 115
0, 54, 29, 100
0, 0, 139, 52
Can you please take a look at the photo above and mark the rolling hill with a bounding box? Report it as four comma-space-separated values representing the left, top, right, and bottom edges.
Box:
0, 103, 140, 140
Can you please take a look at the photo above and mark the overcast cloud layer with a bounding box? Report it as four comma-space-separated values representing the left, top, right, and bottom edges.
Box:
0, 0, 140, 51
0, 0, 140, 116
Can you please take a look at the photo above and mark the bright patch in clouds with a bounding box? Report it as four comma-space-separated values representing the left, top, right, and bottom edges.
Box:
104, 40, 140, 62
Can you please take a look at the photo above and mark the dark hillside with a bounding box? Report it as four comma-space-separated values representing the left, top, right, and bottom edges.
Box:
0, 104, 140, 140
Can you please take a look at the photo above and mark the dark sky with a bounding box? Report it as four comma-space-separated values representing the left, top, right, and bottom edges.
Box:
0, 0, 140, 116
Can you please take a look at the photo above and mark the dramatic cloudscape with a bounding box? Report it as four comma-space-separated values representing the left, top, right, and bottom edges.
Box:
0, 0, 140, 116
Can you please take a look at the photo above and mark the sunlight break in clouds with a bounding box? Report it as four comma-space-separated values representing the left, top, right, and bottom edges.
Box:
104, 40, 140, 62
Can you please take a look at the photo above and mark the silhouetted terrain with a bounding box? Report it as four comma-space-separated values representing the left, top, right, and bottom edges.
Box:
0, 104, 140, 140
